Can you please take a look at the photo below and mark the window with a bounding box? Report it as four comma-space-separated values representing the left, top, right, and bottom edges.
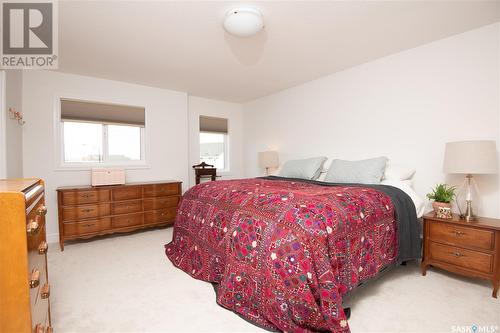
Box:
199, 116, 228, 171
63, 121, 103, 162
200, 132, 227, 170
60, 99, 145, 166
107, 124, 141, 161
62, 122, 143, 163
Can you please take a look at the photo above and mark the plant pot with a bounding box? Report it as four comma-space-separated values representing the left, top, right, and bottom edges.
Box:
432, 201, 452, 218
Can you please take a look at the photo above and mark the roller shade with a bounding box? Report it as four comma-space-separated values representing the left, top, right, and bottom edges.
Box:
61, 99, 145, 127
199, 116, 228, 134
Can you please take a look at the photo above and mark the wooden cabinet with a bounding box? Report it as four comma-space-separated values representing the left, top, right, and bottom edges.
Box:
421, 213, 500, 298
57, 181, 181, 250
0, 179, 52, 333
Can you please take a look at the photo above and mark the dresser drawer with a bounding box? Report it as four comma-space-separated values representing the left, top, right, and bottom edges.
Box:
63, 218, 112, 236
28, 237, 48, 273
28, 251, 48, 316
32, 303, 50, 333
112, 200, 142, 215
143, 183, 180, 197
62, 189, 110, 205
112, 186, 142, 201
144, 207, 176, 225
429, 241, 493, 274
143, 196, 179, 210
62, 203, 110, 221
28, 266, 46, 308
26, 206, 46, 244
429, 222, 494, 250
112, 213, 143, 228
27, 211, 47, 283
31, 278, 49, 328
27, 218, 47, 271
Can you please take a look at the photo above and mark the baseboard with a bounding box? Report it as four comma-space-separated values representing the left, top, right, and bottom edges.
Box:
47, 233, 59, 244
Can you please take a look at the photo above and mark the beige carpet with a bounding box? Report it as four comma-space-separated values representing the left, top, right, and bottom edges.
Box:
48, 228, 499, 333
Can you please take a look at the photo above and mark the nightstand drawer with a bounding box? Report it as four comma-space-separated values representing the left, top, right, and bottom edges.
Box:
429, 241, 493, 274
429, 222, 494, 250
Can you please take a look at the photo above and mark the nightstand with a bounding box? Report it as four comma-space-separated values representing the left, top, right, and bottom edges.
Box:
421, 212, 500, 298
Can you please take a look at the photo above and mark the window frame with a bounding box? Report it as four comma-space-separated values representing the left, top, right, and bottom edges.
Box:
199, 130, 230, 172
54, 95, 149, 171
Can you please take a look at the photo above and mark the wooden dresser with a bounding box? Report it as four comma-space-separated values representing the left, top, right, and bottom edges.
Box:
421, 212, 500, 298
0, 179, 52, 333
57, 181, 181, 250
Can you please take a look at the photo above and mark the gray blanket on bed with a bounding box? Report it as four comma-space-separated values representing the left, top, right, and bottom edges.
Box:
263, 176, 422, 262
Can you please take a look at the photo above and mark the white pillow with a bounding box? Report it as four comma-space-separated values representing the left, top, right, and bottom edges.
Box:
383, 161, 416, 181
317, 170, 328, 182
381, 179, 425, 218
325, 157, 388, 184
279, 157, 327, 180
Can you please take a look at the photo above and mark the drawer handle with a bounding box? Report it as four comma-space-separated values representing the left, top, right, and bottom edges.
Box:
450, 251, 464, 257
82, 193, 95, 198
37, 205, 47, 216
27, 218, 40, 236
29, 269, 40, 288
38, 241, 48, 255
41, 283, 50, 299
451, 231, 465, 236
34, 324, 45, 333
81, 208, 94, 213
83, 223, 95, 228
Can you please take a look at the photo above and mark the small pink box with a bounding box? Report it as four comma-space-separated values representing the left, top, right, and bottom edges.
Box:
91, 168, 126, 186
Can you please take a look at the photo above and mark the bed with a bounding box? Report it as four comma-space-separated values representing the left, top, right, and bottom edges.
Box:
165, 176, 421, 332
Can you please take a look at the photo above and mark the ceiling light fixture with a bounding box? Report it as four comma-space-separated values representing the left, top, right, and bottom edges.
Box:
223, 7, 264, 37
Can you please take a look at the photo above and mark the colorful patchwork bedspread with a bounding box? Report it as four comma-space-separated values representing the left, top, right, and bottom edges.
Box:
165, 178, 404, 332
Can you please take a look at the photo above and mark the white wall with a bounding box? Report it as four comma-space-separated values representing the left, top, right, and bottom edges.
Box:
188, 96, 244, 187
22, 71, 189, 242
4, 70, 23, 178
243, 23, 500, 218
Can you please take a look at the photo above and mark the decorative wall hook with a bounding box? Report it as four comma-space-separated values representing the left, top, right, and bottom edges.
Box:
8, 107, 25, 125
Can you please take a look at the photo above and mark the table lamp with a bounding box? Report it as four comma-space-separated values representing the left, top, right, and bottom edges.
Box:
443, 140, 498, 221
258, 151, 279, 176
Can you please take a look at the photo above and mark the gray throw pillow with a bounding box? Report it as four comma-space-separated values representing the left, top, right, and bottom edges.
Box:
279, 157, 327, 180
325, 157, 388, 184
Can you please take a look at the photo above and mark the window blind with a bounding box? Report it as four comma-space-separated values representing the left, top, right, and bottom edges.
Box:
61, 99, 145, 127
199, 116, 228, 134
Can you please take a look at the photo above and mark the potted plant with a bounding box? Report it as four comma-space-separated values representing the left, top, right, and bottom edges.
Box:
426, 183, 456, 215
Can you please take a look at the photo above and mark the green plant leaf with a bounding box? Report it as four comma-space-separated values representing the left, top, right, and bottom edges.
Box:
426, 183, 456, 203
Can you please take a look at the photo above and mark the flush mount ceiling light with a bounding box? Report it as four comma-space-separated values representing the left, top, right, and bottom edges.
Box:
223, 7, 264, 37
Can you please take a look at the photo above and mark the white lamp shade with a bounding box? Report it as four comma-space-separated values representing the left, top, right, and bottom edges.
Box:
443, 140, 498, 174
258, 151, 279, 169
223, 8, 264, 37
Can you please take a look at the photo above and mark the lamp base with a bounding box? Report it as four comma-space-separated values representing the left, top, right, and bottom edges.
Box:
460, 200, 476, 222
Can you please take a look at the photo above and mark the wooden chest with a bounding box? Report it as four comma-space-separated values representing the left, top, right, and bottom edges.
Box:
421, 213, 500, 298
0, 179, 52, 333
57, 181, 182, 250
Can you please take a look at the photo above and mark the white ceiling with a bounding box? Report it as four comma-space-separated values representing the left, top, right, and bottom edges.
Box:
58, 1, 500, 103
